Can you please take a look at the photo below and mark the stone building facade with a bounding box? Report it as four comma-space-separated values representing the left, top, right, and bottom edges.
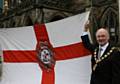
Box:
0, 0, 88, 28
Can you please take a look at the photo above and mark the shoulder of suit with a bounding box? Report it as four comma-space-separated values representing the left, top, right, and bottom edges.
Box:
112, 47, 120, 52
116, 47, 120, 52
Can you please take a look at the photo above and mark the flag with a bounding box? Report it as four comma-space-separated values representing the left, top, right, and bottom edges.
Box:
0, 11, 91, 84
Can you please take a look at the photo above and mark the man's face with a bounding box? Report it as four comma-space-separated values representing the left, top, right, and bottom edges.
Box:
96, 29, 109, 46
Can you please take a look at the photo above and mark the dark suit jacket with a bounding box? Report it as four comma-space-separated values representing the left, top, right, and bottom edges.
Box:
81, 35, 120, 84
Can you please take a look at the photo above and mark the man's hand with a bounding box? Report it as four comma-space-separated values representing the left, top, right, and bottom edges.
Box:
84, 21, 91, 32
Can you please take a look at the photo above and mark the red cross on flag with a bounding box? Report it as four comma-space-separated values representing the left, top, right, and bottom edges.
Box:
0, 11, 91, 84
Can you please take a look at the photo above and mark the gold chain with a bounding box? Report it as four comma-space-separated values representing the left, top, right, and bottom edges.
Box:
93, 47, 115, 71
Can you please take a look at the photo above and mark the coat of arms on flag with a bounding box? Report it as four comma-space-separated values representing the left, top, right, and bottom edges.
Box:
36, 41, 55, 71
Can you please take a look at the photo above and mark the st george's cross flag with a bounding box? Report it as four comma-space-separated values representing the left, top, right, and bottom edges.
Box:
0, 11, 91, 84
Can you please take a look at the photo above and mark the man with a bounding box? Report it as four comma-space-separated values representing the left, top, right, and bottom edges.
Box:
81, 23, 120, 84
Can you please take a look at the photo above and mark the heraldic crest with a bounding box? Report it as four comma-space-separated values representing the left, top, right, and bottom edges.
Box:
36, 41, 55, 71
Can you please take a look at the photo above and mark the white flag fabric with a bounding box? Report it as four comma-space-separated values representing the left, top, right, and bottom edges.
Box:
0, 11, 91, 84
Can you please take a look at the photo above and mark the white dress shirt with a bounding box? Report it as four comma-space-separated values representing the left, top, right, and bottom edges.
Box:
99, 43, 109, 57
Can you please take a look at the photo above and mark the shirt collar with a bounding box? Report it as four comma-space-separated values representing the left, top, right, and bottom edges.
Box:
99, 42, 109, 51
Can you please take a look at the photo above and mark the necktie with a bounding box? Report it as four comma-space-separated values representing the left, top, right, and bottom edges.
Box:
98, 47, 102, 59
